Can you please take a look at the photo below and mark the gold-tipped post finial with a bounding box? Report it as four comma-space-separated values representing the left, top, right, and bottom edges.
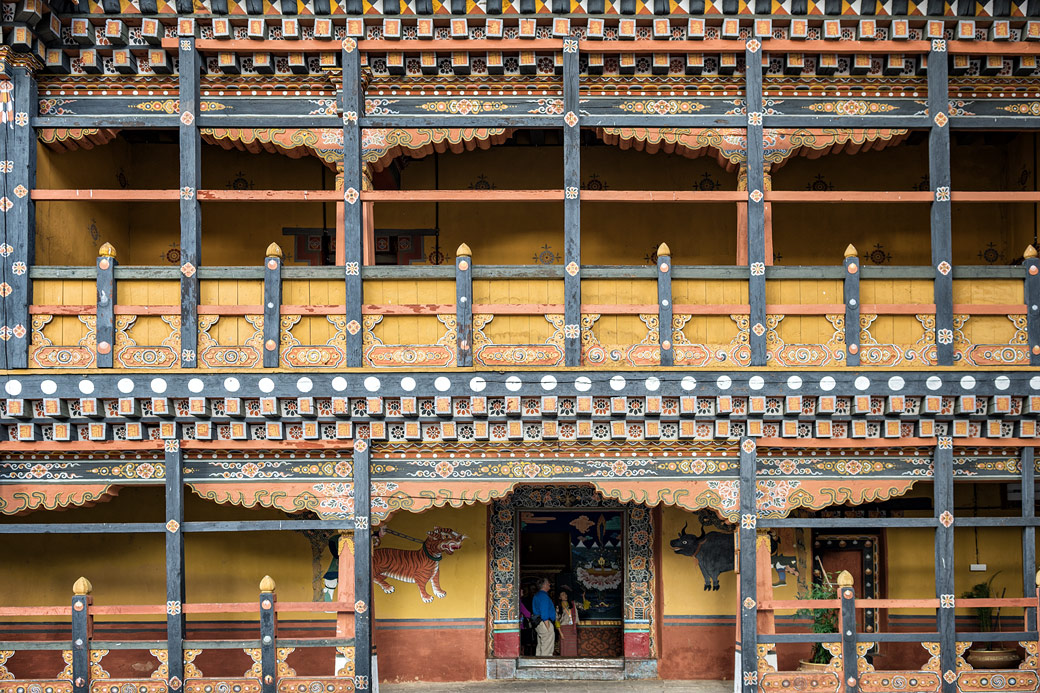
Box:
265, 243, 284, 259
1025, 245, 1038, 260
259, 575, 277, 593
456, 243, 472, 258
73, 576, 93, 596
98, 243, 117, 259
657, 243, 671, 257
836, 570, 854, 589
844, 244, 859, 259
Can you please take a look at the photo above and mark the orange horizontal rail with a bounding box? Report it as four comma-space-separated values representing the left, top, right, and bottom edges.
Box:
32, 190, 340, 202
958, 597, 1037, 607
363, 190, 563, 201
90, 605, 166, 616
582, 190, 747, 202
769, 191, 1040, 202
0, 606, 71, 617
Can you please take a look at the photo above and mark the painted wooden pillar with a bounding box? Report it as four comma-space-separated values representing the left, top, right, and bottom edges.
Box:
927, 43, 954, 366
1023, 447, 1036, 632
7, 65, 36, 368
263, 243, 282, 368
934, 437, 956, 693
657, 243, 673, 367
744, 42, 767, 366
96, 243, 117, 368
838, 571, 859, 693
0, 65, 10, 372
165, 436, 185, 693
71, 577, 93, 693
178, 28, 201, 369
259, 576, 277, 693
1024, 246, 1040, 366
562, 38, 581, 367
352, 440, 372, 691
456, 243, 473, 367
843, 244, 860, 367
342, 38, 363, 367
738, 437, 759, 693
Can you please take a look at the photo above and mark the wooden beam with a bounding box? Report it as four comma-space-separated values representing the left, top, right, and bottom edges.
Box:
8, 67, 37, 369
929, 44, 955, 367
563, 38, 581, 368
738, 437, 758, 693
263, 245, 281, 368
343, 38, 363, 368
934, 438, 956, 693
1026, 250, 1040, 366
179, 35, 202, 369
353, 441, 372, 693
456, 246, 472, 368
746, 42, 767, 367
96, 248, 115, 368
0, 65, 9, 372
844, 249, 860, 367
1023, 447, 1036, 632
165, 435, 185, 693
657, 245, 673, 367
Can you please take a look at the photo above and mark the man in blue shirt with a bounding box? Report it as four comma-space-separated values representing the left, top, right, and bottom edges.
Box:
531, 577, 557, 656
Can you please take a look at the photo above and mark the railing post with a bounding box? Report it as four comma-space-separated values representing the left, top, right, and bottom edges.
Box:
934, 437, 956, 693
838, 570, 859, 693
562, 37, 581, 368
352, 440, 372, 691
71, 577, 92, 693
739, 437, 758, 693
455, 243, 473, 368
657, 243, 673, 367
341, 36, 363, 368
927, 41, 954, 366
744, 39, 767, 367
165, 435, 185, 693
1024, 246, 1040, 367
7, 64, 38, 369
259, 575, 277, 693
96, 243, 117, 368
263, 243, 282, 368
177, 23, 202, 369
1022, 447, 1036, 633
843, 244, 860, 367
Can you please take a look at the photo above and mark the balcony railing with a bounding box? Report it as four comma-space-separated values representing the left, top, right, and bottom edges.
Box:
27, 243, 1031, 370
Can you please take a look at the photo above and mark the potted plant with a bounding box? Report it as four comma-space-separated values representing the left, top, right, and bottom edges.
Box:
962, 572, 1022, 669
795, 571, 840, 671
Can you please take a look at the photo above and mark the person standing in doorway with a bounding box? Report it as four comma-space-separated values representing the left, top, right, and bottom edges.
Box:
532, 577, 557, 657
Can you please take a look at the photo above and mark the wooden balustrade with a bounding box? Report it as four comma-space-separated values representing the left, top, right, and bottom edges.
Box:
0, 576, 356, 692
24, 244, 1035, 370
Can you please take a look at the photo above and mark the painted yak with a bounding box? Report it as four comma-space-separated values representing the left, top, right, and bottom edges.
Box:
669, 522, 735, 591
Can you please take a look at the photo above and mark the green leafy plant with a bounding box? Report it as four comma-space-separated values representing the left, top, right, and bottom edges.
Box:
796, 573, 839, 664
961, 571, 1003, 651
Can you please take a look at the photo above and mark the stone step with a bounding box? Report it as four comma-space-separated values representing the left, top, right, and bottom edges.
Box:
515, 658, 626, 680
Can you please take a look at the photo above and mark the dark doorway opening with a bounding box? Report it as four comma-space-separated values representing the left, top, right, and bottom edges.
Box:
518, 509, 624, 658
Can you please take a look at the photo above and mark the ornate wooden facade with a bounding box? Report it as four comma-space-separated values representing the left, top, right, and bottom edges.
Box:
2, 0, 1040, 690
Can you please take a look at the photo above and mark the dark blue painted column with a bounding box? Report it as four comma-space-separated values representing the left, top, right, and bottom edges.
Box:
178, 31, 201, 368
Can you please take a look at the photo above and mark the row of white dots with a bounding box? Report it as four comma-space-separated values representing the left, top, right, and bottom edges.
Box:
2, 374, 1035, 397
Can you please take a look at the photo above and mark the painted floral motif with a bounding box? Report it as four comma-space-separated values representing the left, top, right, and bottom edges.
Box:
618, 99, 706, 115
807, 100, 899, 116
418, 99, 509, 115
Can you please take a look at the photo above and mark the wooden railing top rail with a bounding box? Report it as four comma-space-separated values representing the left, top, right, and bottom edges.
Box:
760, 596, 1034, 610
26, 264, 1028, 282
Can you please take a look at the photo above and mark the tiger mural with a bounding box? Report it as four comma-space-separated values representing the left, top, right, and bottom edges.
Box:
372, 526, 467, 603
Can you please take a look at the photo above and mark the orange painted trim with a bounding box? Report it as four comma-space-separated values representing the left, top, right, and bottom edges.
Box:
30, 305, 95, 315
181, 440, 352, 450
31, 189, 178, 201
0, 441, 164, 452
761, 599, 841, 610
182, 601, 351, 614
361, 304, 454, 315
582, 190, 747, 202
857, 598, 942, 609
766, 191, 932, 202
363, 190, 563, 201
947, 40, 1040, 56
285, 304, 348, 315
955, 304, 1027, 315
121, 305, 185, 315
766, 303, 843, 315
959, 597, 1036, 608
162, 37, 565, 53
760, 437, 1035, 447
182, 602, 259, 614
275, 601, 354, 613
198, 190, 340, 201
198, 305, 263, 316
951, 191, 1040, 202
582, 303, 659, 314
90, 604, 166, 616
0, 606, 72, 617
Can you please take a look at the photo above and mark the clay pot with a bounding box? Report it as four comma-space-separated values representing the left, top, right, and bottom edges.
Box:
965, 647, 1022, 670
797, 660, 834, 672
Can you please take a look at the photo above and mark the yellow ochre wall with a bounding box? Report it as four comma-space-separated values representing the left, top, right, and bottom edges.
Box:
0, 486, 315, 617
36, 139, 334, 266
35, 132, 1039, 268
